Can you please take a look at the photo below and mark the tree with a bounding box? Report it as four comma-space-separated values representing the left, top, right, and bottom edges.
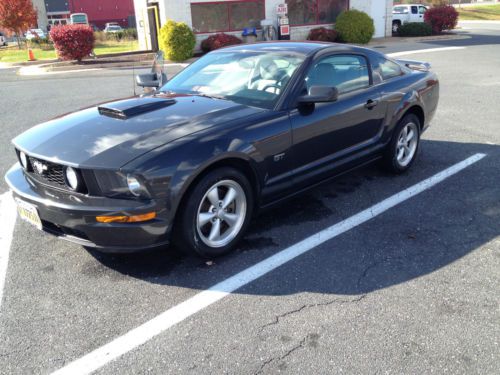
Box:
0, 0, 38, 48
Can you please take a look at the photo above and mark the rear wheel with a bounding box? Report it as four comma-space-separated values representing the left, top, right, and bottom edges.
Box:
174, 167, 253, 258
383, 114, 421, 174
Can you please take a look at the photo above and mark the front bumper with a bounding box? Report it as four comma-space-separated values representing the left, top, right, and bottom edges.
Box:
5, 163, 171, 253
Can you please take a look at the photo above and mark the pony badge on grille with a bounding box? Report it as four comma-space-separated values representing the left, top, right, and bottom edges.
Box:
33, 160, 48, 175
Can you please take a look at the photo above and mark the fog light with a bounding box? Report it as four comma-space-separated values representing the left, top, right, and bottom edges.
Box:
96, 212, 156, 223
19, 152, 28, 169
65, 167, 79, 190
127, 175, 142, 196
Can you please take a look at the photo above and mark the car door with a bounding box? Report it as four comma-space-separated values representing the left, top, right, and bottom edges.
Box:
419, 6, 428, 20
288, 53, 386, 187
409, 5, 422, 23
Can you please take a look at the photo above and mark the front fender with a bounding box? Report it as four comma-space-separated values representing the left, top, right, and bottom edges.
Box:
124, 134, 264, 228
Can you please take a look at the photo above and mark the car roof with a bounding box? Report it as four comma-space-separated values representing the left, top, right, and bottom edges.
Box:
215, 41, 382, 59
216, 41, 374, 55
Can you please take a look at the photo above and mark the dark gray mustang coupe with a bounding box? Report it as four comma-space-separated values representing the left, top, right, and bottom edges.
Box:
6, 42, 439, 257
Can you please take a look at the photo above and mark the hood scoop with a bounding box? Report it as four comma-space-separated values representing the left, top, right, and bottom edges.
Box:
98, 97, 176, 120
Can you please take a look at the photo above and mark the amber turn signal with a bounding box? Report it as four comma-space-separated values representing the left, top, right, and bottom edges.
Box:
96, 212, 156, 223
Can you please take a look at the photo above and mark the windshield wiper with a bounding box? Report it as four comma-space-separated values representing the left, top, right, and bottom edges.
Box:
157, 89, 177, 95
193, 93, 228, 100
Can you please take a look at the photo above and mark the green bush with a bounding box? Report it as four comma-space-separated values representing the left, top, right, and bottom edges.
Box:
159, 20, 195, 62
398, 22, 432, 37
335, 10, 375, 44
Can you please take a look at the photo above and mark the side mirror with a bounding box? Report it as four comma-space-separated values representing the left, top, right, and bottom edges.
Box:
135, 73, 167, 89
298, 85, 338, 104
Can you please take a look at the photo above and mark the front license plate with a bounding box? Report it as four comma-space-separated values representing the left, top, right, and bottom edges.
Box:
16, 199, 42, 230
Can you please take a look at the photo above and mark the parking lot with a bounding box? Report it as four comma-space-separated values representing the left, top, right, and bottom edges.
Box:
0, 24, 499, 374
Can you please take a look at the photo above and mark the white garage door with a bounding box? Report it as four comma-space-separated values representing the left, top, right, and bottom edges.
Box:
371, 0, 387, 38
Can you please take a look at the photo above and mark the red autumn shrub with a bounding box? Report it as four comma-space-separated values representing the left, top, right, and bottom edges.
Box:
50, 25, 95, 61
424, 5, 458, 34
200, 33, 242, 53
307, 27, 338, 42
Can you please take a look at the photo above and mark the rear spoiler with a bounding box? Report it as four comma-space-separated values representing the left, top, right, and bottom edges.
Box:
397, 59, 431, 72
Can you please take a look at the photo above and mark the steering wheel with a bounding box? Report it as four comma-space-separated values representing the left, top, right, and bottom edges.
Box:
261, 73, 289, 93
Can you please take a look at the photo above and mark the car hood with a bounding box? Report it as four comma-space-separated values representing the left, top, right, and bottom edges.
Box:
12, 95, 264, 169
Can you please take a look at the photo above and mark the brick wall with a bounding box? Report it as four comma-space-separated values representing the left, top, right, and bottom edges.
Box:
135, 0, 393, 51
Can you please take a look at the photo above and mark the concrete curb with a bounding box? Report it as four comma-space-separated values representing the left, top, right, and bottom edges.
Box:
17, 60, 192, 76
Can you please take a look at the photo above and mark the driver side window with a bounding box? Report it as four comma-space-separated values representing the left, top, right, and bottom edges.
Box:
305, 54, 370, 94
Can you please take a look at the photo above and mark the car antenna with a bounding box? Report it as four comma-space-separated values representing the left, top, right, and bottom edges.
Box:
132, 58, 137, 97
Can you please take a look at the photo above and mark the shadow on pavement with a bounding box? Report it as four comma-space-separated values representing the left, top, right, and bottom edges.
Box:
426, 31, 500, 48
87, 140, 499, 296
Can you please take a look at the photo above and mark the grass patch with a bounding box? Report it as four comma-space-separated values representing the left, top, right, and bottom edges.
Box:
94, 40, 139, 55
458, 4, 500, 21
0, 40, 139, 63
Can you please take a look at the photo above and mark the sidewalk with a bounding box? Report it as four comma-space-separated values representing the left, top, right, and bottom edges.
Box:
458, 20, 500, 23
15, 51, 201, 75
368, 32, 468, 46
15, 33, 467, 76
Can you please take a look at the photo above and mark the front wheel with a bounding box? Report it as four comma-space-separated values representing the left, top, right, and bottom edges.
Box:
392, 22, 401, 34
383, 114, 421, 174
174, 167, 253, 258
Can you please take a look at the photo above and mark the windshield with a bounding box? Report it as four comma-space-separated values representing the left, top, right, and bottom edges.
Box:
71, 15, 87, 23
108, 26, 121, 31
393, 6, 408, 14
160, 51, 306, 109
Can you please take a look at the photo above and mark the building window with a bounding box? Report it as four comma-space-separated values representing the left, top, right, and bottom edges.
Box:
191, 1, 265, 33
287, 0, 349, 26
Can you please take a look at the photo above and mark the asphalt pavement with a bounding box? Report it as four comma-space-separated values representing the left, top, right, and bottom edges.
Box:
0, 26, 499, 374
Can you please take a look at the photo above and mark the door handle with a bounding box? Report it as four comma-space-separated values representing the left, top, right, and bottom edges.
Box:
364, 99, 378, 109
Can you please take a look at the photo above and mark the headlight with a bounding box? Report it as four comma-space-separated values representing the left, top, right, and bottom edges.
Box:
65, 166, 79, 190
92, 170, 150, 198
19, 151, 28, 169
127, 175, 142, 197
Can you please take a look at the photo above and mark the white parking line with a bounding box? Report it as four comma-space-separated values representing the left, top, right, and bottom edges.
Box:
388, 46, 466, 57
51, 153, 486, 375
0, 191, 17, 314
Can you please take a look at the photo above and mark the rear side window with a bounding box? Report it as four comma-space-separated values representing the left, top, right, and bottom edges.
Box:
411, 6, 418, 14
375, 57, 404, 81
306, 54, 370, 94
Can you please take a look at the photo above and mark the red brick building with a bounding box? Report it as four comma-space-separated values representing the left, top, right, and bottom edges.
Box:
44, 0, 136, 30
69, 0, 135, 29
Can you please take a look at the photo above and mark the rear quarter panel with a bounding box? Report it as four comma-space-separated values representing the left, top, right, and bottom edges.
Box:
379, 69, 439, 143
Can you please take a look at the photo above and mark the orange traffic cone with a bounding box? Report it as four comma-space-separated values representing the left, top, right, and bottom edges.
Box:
28, 48, 36, 61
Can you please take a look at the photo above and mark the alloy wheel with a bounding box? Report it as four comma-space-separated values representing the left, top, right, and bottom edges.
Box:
196, 180, 247, 248
396, 122, 418, 167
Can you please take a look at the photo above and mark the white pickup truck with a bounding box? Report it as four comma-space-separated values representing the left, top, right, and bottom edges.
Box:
392, 4, 429, 33
0, 32, 7, 47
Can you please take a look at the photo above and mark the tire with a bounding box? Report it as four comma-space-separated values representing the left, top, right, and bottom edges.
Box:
383, 114, 421, 174
392, 22, 401, 34
174, 167, 254, 258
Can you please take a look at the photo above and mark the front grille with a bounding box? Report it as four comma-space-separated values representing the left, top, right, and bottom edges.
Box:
28, 156, 66, 187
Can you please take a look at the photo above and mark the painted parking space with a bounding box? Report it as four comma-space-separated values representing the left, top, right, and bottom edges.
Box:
51, 153, 487, 375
